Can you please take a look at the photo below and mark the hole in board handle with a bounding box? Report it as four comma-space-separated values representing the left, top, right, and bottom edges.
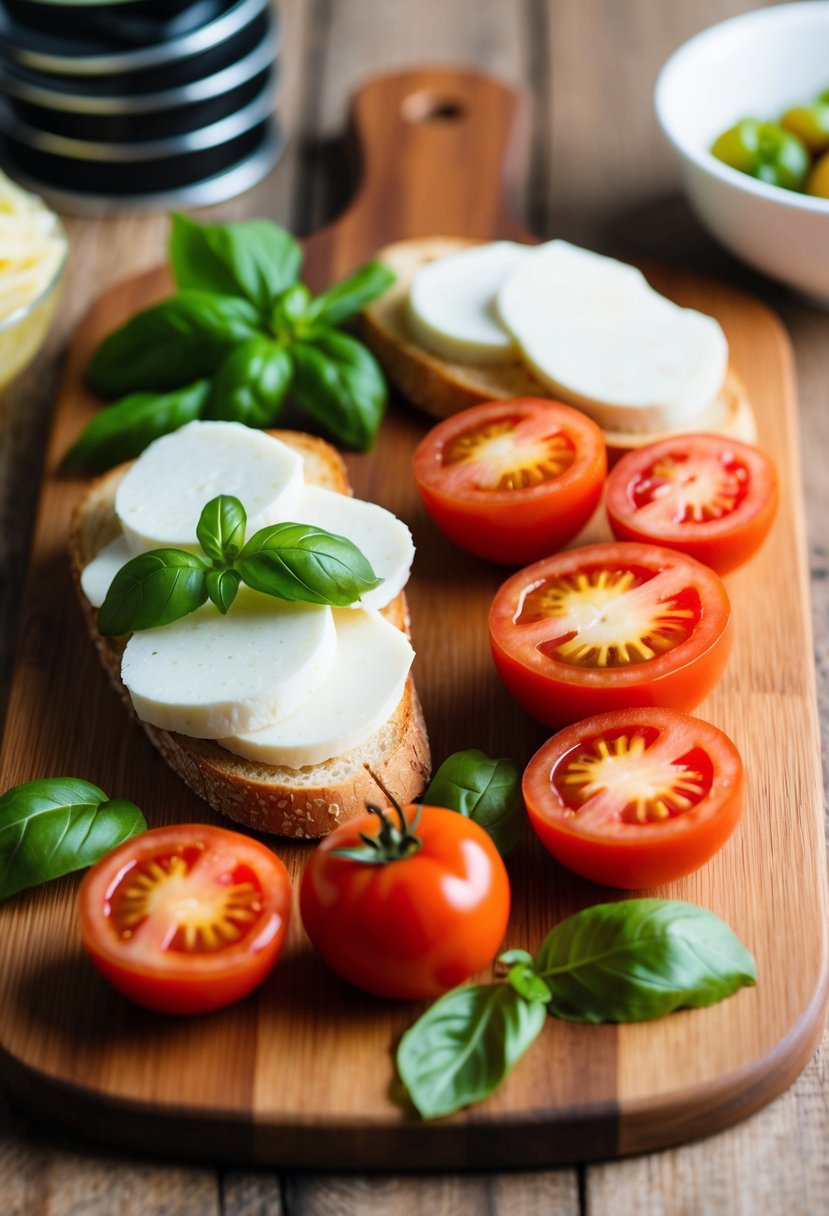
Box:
402, 91, 466, 124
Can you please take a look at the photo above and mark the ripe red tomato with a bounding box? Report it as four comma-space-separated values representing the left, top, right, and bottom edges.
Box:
299, 803, 510, 1000
412, 398, 606, 564
489, 542, 731, 729
523, 707, 744, 888
606, 434, 778, 575
79, 824, 291, 1015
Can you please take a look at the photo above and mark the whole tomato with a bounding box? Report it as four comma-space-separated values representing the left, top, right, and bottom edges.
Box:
300, 802, 511, 1000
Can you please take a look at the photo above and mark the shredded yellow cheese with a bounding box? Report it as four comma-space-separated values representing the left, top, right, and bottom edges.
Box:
0, 171, 66, 322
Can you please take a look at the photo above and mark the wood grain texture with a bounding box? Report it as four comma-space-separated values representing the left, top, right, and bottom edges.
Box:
0, 0, 827, 1211
0, 54, 825, 1174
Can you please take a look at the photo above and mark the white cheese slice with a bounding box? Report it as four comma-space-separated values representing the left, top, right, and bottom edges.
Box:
496, 240, 729, 433
286, 485, 414, 610
121, 589, 337, 738
221, 609, 413, 767
80, 534, 133, 608
408, 241, 532, 364
115, 420, 304, 554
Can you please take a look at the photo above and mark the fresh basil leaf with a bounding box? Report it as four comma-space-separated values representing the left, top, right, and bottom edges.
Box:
0, 778, 146, 900
169, 214, 302, 313
506, 963, 552, 1004
63, 380, 210, 473
87, 292, 262, 397
270, 283, 313, 334
196, 495, 247, 564
308, 260, 395, 328
397, 983, 547, 1120
98, 549, 208, 636
206, 568, 241, 615
236, 522, 383, 607
498, 948, 534, 967
291, 329, 387, 450
423, 749, 522, 856
206, 338, 292, 427
535, 899, 757, 1023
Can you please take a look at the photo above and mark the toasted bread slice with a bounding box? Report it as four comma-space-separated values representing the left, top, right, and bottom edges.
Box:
361, 237, 758, 456
71, 430, 431, 838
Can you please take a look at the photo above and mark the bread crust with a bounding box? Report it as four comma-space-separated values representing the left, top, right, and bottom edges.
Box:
361, 237, 758, 454
70, 430, 431, 838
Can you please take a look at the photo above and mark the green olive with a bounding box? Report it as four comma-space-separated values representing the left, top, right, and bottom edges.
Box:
807, 150, 829, 199
711, 119, 810, 191
781, 104, 829, 155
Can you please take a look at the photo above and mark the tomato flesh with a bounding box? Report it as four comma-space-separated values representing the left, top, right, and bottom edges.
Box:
606, 434, 778, 575
80, 824, 291, 1014
489, 542, 731, 729
299, 805, 510, 1000
524, 707, 744, 887
413, 398, 606, 564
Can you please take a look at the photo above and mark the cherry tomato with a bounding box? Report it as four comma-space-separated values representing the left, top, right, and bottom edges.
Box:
299, 803, 510, 999
523, 707, 744, 888
79, 824, 291, 1015
605, 434, 778, 575
412, 398, 606, 564
489, 542, 731, 730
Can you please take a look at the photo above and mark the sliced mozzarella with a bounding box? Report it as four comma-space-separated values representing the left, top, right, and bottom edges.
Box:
286, 485, 414, 610
408, 241, 532, 364
221, 609, 413, 767
80, 534, 133, 608
116, 420, 304, 554
121, 590, 336, 738
496, 240, 729, 433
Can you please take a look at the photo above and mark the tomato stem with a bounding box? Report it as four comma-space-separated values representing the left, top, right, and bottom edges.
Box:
329, 801, 423, 866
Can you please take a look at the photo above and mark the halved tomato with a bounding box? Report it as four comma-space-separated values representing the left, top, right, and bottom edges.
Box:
489, 542, 731, 729
523, 707, 744, 887
412, 398, 606, 564
606, 434, 778, 575
79, 824, 291, 1014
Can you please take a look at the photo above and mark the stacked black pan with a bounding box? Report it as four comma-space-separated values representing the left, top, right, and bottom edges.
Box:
0, 0, 281, 210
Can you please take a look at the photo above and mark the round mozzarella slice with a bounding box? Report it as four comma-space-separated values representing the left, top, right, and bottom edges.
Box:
80, 534, 133, 608
221, 609, 414, 768
116, 420, 304, 554
496, 240, 729, 433
287, 485, 414, 610
408, 241, 532, 364
121, 591, 337, 738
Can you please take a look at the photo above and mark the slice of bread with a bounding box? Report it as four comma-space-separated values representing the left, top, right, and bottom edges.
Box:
361, 237, 758, 455
70, 429, 431, 838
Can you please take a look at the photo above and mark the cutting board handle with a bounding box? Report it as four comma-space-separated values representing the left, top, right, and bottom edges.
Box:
303, 67, 532, 283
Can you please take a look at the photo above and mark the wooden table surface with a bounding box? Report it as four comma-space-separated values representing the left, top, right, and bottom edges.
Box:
0, 1, 826, 1212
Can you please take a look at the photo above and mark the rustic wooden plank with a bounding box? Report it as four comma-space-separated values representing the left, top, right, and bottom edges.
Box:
281, 1171, 579, 1216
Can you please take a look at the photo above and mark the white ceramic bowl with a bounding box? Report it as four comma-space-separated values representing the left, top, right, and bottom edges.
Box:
655, 2, 829, 304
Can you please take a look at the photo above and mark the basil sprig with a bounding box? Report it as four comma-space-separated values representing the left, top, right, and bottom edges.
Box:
97, 494, 382, 636
397, 899, 756, 1120
423, 748, 522, 856
65, 215, 395, 472
0, 778, 146, 900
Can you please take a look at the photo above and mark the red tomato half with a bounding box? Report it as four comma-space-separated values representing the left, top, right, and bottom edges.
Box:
413, 398, 606, 564
606, 434, 778, 575
299, 804, 510, 1000
489, 542, 731, 729
79, 824, 291, 1015
523, 707, 744, 888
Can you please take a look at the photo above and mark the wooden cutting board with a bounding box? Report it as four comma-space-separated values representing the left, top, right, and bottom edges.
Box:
0, 68, 825, 1169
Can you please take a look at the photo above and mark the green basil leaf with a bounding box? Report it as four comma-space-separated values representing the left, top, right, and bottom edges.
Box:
270, 283, 313, 334
291, 330, 387, 450
308, 260, 395, 328
397, 983, 547, 1120
236, 522, 382, 607
87, 292, 262, 397
169, 214, 303, 312
206, 568, 241, 615
196, 494, 247, 563
0, 778, 146, 900
98, 549, 208, 635
423, 749, 522, 856
498, 948, 534, 967
62, 380, 210, 473
506, 963, 552, 1004
206, 338, 293, 428
535, 899, 757, 1023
